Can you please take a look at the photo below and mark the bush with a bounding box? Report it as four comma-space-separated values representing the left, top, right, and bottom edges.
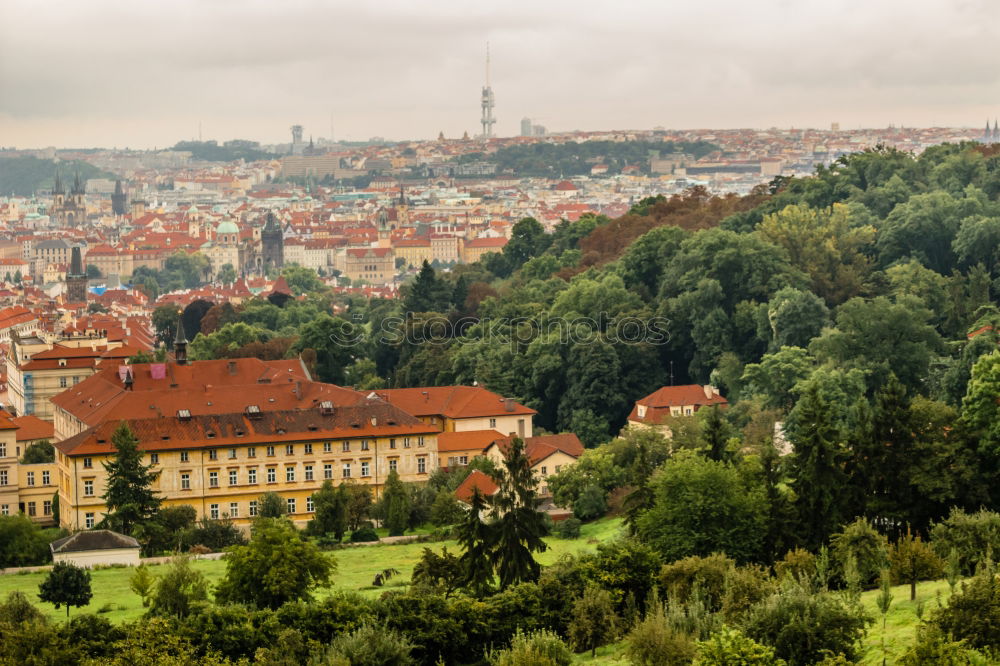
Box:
930, 508, 1000, 575
625, 598, 696, 666
742, 583, 871, 664
567, 585, 618, 657
149, 556, 209, 618
350, 526, 380, 543
932, 566, 1000, 650
572, 484, 607, 521
324, 622, 415, 665
552, 517, 581, 539
0, 514, 52, 567
721, 565, 776, 623
488, 629, 573, 666
696, 627, 786, 665
889, 529, 945, 601
830, 517, 888, 588
774, 548, 816, 583
899, 624, 985, 665
659, 553, 735, 612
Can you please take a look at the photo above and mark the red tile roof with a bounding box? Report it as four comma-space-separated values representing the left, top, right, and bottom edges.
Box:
488, 433, 584, 466
627, 385, 728, 424
377, 386, 536, 420
437, 429, 505, 453
11, 414, 54, 442
455, 469, 499, 503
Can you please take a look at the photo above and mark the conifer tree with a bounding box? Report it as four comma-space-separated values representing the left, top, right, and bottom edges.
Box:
491, 437, 549, 588
789, 385, 847, 550
102, 422, 160, 535
456, 487, 495, 596
382, 470, 410, 537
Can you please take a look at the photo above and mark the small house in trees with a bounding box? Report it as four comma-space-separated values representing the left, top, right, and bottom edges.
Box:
50, 529, 140, 568
482, 433, 584, 497
454, 469, 499, 504
626, 384, 727, 435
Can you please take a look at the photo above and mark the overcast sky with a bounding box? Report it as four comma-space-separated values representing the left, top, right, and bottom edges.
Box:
1, 0, 998, 149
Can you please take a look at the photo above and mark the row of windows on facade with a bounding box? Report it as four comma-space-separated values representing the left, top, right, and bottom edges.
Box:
0, 469, 52, 486
77, 437, 427, 469
75, 495, 316, 528
57, 376, 83, 388
79, 457, 428, 496
0, 499, 53, 517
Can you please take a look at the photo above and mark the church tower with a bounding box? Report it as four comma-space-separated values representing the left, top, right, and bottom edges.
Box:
111, 179, 128, 216
260, 212, 284, 272
65, 246, 88, 303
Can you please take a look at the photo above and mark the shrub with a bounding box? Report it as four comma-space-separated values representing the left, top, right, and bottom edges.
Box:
659, 553, 735, 612
552, 517, 581, 539
572, 484, 608, 521
774, 548, 816, 583
742, 583, 871, 664
350, 526, 379, 543
149, 556, 209, 618
324, 622, 416, 665
830, 517, 888, 588
932, 566, 1000, 650
899, 624, 985, 665
488, 629, 573, 666
696, 627, 786, 665
721, 565, 776, 622
567, 585, 618, 657
625, 597, 696, 666
930, 508, 1000, 575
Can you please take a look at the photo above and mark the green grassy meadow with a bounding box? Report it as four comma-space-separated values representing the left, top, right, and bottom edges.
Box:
0, 517, 625, 624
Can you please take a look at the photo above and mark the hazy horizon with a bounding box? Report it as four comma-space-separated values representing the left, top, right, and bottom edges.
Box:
2, 0, 998, 150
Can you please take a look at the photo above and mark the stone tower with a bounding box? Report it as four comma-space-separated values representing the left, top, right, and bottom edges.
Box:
111, 179, 128, 216
65, 246, 88, 303
261, 212, 284, 272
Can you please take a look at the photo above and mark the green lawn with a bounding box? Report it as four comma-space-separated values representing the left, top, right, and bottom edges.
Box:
0, 517, 625, 624
857, 578, 957, 664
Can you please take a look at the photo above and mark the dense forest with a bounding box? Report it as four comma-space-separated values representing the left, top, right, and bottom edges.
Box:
455, 139, 719, 176
0, 156, 115, 196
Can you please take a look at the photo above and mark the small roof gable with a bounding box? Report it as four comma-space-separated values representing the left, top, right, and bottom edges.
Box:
50, 530, 139, 553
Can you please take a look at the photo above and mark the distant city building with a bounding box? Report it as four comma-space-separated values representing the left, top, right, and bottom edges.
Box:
521, 117, 532, 136
260, 211, 284, 272
65, 246, 88, 304
981, 120, 999, 144
50, 172, 86, 227
480, 45, 496, 138
111, 179, 128, 216
290, 124, 304, 155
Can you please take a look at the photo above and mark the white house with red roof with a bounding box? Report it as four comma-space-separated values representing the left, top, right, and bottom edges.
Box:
627, 384, 728, 434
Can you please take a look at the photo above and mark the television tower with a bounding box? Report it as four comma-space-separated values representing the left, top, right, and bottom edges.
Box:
480, 43, 496, 139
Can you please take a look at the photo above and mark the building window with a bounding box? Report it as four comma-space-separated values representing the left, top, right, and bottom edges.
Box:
389, 438, 396, 450
489, 418, 497, 428
417, 457, 426, 474
209, 471, 219, 487
304, 465, 313, 481
685, 408, 693, 416
286, 466, 295, 482
83, 457, 92, 468
42, 470, 50, 485
181, 473, 190, 489
555, 465, 562, 473
459, 455, 468, 466
342, 441, 350, 452
267, 467, 276, 483
403, 437, 411, 448
418, 436, 425, 447
26, 472, 34, 486
285, 444, 294, 456
286, 498, 296, 514
540, 466, 547, 476
267, 445, 275, 457
304, 443, 313, 454
85, 512, 95, 529
229, 502, 239, 518
229, 448, 237, 459
323, 442, 332, 453
180, 451, 188, 463
83, 479, 94, 496
324, 463, 332, 480
59, 377, 67, 388
0, 470, 6, 486
229, 470, 238, 486
0, 443, 4, 457
306, 496, 314, 513
210, 504, 220, 519
342, 463, 351, 478
388, 459, 397, 472
150, 453, 158, 465
249, 500, 258, 517
43, 500, 51, 516
248, 447, 256, 458
248, 468, 257, 484
360, 461, 370, 477
208, 449, 218, 461
361, 440, 369, 451
27, 502, 36, 516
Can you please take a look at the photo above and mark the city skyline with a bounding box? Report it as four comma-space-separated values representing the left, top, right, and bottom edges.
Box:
1, 0, 998, 149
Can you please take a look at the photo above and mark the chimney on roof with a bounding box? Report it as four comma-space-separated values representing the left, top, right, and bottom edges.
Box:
504, 397, 515, 412
704, 385, 718, 399
124, 369, 133, 390
227, 360, 237, 375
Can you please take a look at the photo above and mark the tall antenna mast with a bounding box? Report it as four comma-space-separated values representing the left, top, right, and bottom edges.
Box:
480, 41, 496, 139
486, 41, 490, 87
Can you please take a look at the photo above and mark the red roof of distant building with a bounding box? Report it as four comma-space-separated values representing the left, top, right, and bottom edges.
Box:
628, 384, 728, 424
455, 469, 499, 503
378, 386, 536, 420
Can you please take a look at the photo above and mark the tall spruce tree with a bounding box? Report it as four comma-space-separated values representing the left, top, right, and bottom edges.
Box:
490, 437, 549, 588
102, 422, 160, 535
701, 405, 730, 462
456, 487, 495, 596
789, 385, 848, 550
382, 470, 410, 537
862, 374, 914, 532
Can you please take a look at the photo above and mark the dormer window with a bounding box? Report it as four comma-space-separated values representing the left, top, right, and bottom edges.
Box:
177, 409, 191, 421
